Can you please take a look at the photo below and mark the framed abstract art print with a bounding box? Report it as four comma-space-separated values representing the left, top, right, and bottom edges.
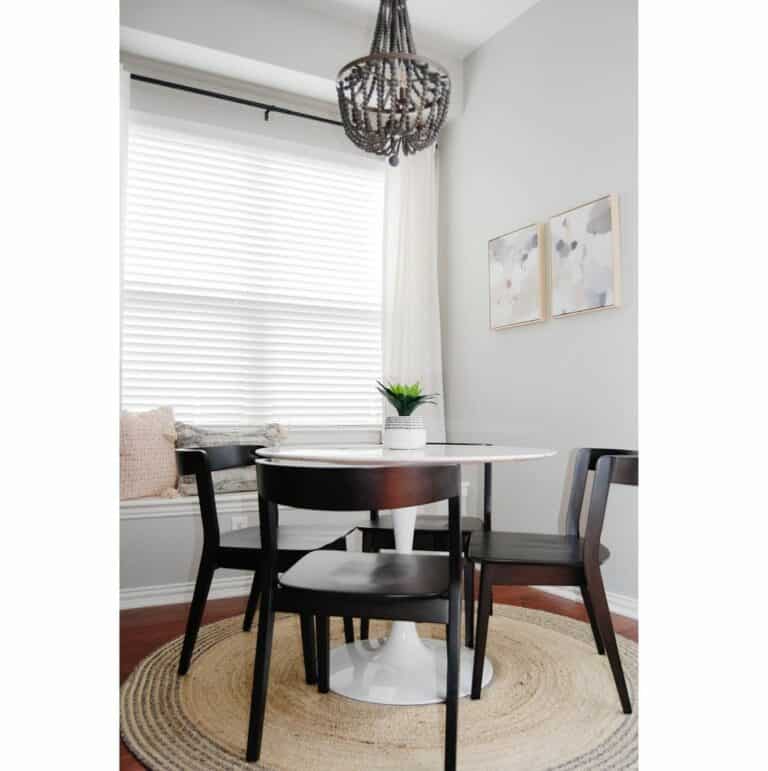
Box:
488, 223, 546, 329
549, 194, 621, 318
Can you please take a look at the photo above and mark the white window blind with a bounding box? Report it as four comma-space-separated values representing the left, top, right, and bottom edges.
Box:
122, 113, 385, 427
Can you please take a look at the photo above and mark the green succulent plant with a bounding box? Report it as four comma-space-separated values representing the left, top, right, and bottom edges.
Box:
376, 380, 439, 416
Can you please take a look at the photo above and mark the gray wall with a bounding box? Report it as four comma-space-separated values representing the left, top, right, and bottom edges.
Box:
120, 0, 464, 119
438, 0, 638, 598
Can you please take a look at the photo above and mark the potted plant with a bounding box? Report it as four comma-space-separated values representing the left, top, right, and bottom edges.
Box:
377, 380, 438, 450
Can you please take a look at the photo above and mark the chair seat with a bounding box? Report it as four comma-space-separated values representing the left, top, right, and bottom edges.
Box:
357, 514, 485, 534
279, 551, 450, 598
220, 525, 352, 552
468, 531, 610, 566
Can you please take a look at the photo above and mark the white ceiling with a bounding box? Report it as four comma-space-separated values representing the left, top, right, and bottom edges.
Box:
289, 0, 542, 59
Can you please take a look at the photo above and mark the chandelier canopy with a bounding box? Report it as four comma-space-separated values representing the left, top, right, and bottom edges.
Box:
336, 0, 451, 166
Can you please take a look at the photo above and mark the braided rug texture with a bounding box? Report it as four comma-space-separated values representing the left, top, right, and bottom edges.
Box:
121, 605, 637, 770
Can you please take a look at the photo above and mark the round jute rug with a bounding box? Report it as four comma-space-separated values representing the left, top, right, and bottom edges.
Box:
121, 605, 637, 770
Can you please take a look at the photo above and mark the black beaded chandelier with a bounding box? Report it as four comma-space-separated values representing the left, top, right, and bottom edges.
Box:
336, 0, 451, 166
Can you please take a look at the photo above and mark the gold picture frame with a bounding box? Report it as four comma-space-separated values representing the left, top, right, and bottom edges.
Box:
488, 222, 547, 330
549, 194, 622, 318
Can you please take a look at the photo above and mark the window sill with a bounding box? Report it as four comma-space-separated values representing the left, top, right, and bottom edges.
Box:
120, 490, 258, 520
264, 427, 382, 444
120, 482, 471, 522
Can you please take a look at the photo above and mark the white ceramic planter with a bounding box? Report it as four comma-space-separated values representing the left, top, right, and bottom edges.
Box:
382, 415, 427, 450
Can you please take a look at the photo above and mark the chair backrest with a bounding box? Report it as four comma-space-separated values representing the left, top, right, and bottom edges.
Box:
257, 461, 464, 577
369, 442, 495, 529
563, 448, 638, 563
177, 444, 264, 474
428, 443, 495, 531
176, 444, 264, 549
564, 448, 637, 536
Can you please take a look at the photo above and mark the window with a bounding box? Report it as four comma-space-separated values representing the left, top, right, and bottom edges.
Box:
122, 112, 385, 428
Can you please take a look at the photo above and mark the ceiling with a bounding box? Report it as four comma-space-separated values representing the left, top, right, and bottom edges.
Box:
289, 0, 542, 59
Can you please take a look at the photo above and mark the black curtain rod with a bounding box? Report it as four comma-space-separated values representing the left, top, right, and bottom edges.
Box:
130, 74, 343, 128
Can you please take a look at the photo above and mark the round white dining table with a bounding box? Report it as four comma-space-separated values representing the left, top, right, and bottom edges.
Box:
256, 444, 556, 705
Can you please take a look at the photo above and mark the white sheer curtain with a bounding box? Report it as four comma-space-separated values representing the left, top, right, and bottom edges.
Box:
382, 146, 446, 441
120, 64, 130, 402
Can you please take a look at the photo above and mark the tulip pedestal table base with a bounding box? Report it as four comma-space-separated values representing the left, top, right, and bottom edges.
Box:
328, 505, 494, 705
328, 622, 492, 705
255, 444, 557, 706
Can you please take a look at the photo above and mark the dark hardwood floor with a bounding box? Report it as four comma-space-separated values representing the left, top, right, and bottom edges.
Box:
120, 586, 638, 770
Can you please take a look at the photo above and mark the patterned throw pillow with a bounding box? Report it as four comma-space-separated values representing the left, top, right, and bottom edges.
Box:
120, 406, 178, 500
175, 422, 267, 496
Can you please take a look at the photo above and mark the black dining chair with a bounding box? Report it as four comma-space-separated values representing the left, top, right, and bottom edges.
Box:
175, 444, 357, 681
246, 461, 464, 771
468, 448, 637, 713
357, 442, 493, 647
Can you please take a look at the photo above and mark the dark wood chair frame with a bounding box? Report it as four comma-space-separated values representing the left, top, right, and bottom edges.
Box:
175, 444, 355, 682
359, 442, 494, 648
469, 449, 637, 714
246, 462, 464, 771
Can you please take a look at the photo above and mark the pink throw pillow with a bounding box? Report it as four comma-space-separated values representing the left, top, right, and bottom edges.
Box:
120, 406, 178, 500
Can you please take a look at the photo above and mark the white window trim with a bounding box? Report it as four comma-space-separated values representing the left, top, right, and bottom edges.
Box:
128, 106, 378, 170
119, 52, 341, 125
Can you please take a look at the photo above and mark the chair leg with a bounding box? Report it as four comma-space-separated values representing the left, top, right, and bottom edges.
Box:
580, 583, 605, 655
245, 572, 277, 762
587, 570, 632, 714
316, 616, 330, 693
444, 587, 460, 771
471, 564, 493, 699
343, 617, 355, 644
300, 613, 317, 685
178, 556, 215, 676
336, 539, 356, 643
463, 559, 475, 648
242, 570, 261, 632
360, 531, 373, 640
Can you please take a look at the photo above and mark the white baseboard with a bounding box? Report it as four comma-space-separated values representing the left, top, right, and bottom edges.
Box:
534, 585, 638, 620
121, 574, 253, 610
